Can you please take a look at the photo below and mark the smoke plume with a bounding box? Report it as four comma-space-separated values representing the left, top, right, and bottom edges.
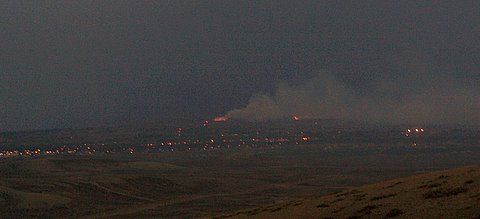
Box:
226, 72, 480, 125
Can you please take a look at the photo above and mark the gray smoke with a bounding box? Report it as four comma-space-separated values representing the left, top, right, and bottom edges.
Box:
226, 72, 480, 125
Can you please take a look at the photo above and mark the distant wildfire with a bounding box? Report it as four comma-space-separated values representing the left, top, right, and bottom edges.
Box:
221, 72, 480, 125
213, 116, 228, 122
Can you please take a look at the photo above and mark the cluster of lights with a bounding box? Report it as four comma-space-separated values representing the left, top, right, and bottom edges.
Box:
0, 132, 315, 159
1, 124, 438, 160
0, 149, 63, 158
405, 128, 425, 137
0, 117, 332, 160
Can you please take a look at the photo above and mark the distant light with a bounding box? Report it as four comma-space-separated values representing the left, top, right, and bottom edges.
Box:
293, 115, 300, 121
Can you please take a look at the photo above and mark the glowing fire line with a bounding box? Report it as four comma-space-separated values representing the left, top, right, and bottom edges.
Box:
214, 116, 228, 122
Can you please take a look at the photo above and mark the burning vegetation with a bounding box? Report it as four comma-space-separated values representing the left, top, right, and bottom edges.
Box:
214, 116, 228, 122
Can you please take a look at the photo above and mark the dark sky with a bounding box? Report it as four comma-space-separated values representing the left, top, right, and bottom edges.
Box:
1, 1, 479, 131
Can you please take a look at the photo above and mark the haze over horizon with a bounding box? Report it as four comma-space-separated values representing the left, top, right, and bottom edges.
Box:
1, 1, 479, 131
226, 72, 480, 125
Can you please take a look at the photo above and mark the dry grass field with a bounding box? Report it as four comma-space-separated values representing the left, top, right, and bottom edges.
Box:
0, 144, 478, 218
226, 165, 480, 218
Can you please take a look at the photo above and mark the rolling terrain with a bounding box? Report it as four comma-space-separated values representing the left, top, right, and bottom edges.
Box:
0, 144, 478, 218
227, 166, 480, 218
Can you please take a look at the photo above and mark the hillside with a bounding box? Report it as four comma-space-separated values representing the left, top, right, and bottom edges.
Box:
224, 165, 480, 218
0, 145, 478, 218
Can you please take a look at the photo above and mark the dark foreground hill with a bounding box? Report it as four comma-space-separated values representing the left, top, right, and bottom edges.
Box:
224, 165, 480, 218
0, 144, 478, 218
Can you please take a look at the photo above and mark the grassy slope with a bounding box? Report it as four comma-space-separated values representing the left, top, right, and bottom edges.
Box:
225, 165, 480, 218
1, 145, 479, 218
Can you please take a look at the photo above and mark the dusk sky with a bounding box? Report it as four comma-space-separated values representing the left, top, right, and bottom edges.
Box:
1, 1, 480, 131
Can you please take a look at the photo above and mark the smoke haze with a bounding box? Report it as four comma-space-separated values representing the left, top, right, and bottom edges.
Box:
226, 72, 480, 125
1, 1, 480, 131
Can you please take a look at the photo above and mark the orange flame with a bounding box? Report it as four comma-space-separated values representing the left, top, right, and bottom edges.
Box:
214, 116, 228, 122
292, 115, 300, 121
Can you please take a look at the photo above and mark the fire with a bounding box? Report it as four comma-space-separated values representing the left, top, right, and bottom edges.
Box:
214, 116, 228, 122
292, 115, 300, 121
